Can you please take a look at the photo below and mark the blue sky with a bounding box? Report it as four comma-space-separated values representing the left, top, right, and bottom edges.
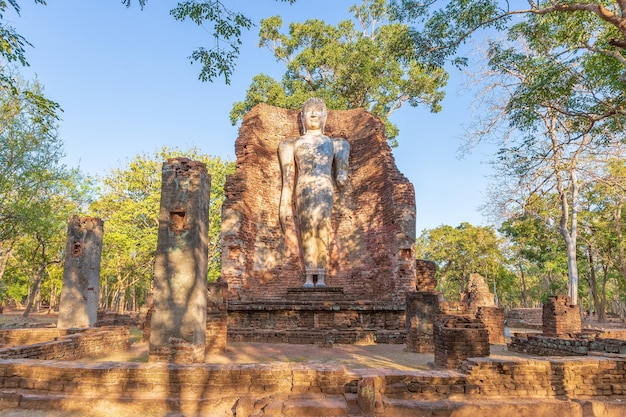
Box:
6, 1, 495, 233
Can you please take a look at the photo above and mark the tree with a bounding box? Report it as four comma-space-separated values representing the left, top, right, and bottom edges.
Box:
0, 76, 67, 284
229, 0, 448, 144
90, 147, 234, 312
123, 0, 296, 83
465, 7, 626, 304
393, 0, 626, 83
1, 2, 60, 121
416, 222, 505, 302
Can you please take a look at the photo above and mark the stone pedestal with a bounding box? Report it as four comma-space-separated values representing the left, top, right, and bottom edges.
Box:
58, 216, 103, 329
149, 158, 210, 363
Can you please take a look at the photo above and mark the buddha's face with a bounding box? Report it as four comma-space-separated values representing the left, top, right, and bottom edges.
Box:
303, 103, 326, 132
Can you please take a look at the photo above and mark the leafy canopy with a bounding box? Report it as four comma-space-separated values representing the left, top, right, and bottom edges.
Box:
230, 0, 447, 145
123, 0, 296, 84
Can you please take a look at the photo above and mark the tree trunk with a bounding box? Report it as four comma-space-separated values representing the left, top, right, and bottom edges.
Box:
0, 240, 13, 284
598, 264, 608, 322
23, 263, 45, 318
518, 263, 528, 308
587, 245, 599, 321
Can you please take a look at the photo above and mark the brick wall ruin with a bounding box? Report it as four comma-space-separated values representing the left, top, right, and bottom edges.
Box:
221, 104, 416, 303
434, 315, 490, 368
543, 295, 581, 336
2, 355, 626, 415
505, 308, 543, 329
0, 327, 128, 360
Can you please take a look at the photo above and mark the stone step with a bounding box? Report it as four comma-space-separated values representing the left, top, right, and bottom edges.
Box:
379, 398, 626, 417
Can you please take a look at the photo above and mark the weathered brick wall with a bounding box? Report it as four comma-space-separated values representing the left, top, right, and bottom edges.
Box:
476, 306, 505, 344
434, 316, 490, 369
95, 311, 138, 327
206, 281, 228, 354
227, 301, 406, 344
221, 104, 416, 303
415, 259, 436, 291
0, 329, 75, 347
0, 327, 129, 360
2, 356, 625, 415
509, 332, 626, 356
505, 308, 542, 329
543, 296, 581, 336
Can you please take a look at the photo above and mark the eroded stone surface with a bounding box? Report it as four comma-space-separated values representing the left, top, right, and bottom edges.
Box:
58, 216, 103, 329
221, 103, 416, 303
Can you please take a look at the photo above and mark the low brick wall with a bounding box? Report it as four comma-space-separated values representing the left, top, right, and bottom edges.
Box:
506, 308, 542, 329
509, 332, 626, 357
434, 316, 490, 368
1, 356, 626, 415
0, 329, 77, 347
0, 327, 129, 360
228, 301, 406, 344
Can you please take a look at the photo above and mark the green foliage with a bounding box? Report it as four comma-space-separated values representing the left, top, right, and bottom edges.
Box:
89, 147, 234, 311
123, 0, 296, 83
230, 0, 448, 145
416, 222, 505, 302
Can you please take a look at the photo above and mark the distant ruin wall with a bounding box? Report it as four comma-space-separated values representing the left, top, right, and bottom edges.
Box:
221, 104, 416, 303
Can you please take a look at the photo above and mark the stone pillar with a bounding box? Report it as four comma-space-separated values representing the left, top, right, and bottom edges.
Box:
405, 291, 441, 353
149, 158, 210, 363
434, 315, 490, 369
542, 295, 581, 336
206, 280, 228, 354
58, 216, 103, 329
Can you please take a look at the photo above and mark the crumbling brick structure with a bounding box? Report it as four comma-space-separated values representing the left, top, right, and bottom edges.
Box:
415, 259, 437, 291
221, 104, 416, 303
58, 216, 103, 329
434, 315, 490, 369
542, 295, 581, 336
477, 306, 506, 344
149, 158, 210, 363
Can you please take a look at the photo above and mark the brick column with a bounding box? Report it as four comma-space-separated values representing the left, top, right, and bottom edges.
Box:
58, 216, 103, 329
542, 295, 581, 336
149, 158, 210, 363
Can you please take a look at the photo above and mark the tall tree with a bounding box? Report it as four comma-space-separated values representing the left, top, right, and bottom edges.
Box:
0, 77, 66, 283
466, 10, 626, 305
393, 0, 626, 84
229, 0, 448, 144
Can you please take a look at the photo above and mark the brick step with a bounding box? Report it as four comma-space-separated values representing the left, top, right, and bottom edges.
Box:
379, 398, 626, 417
228, 328, 405, 344
1, 391, 355, 417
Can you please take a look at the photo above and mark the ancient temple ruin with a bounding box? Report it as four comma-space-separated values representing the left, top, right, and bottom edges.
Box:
221, 103, 419, 342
